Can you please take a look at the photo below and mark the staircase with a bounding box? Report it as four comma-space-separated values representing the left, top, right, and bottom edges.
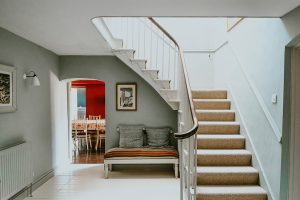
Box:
193, 90, 267, 200
92, 17, 180, 110
93, 17, 268, 200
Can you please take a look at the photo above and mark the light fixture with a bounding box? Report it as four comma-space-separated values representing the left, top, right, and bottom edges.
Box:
23, 71, 40, 86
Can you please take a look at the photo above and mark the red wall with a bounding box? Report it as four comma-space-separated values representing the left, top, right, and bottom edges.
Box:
72, 80, 105, 119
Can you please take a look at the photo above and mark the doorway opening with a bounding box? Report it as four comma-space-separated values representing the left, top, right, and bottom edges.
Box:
69, 79, 106, 164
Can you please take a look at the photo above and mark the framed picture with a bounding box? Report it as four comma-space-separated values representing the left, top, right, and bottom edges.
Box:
116, 83, 137, 111
0, 64, 17, 113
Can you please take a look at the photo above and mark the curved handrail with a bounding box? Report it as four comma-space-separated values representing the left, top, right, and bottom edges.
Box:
148, 17, 198, 140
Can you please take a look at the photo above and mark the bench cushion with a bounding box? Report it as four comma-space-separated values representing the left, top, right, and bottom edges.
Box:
104, 147, 179, 159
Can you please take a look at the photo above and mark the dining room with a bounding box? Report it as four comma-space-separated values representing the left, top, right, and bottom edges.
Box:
70, 80, 106, 164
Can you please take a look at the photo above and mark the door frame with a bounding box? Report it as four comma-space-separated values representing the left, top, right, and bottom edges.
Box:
288, 48, 300, 200
281, 40, 300, 200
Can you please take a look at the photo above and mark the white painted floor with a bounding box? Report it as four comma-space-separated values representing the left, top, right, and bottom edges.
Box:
25, 164, 180, 200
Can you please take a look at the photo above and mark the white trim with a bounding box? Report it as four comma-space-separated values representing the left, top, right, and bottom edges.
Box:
91, 18, 123, 49
227, 43, 282, 142
227, 86, 275, 200
105, 158, 178, 164
288, 48, 300, 200
104, 157, 179, 178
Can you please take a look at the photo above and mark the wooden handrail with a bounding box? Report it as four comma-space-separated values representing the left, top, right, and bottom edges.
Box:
148, 17, 198, 140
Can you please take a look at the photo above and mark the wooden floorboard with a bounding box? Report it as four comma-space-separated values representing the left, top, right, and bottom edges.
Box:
72, 150, 104, 164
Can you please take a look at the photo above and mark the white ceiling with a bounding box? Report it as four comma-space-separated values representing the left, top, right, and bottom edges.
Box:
0, 0, 299, 55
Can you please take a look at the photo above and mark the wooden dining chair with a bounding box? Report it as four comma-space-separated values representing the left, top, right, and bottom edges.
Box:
95, 118, 106, 151
73, 118, 92, 151
88, 115, 101, 120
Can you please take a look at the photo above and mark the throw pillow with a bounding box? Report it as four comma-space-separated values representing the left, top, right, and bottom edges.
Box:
118, 124, 145, 148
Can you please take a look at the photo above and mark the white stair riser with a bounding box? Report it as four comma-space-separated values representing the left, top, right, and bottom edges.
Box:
131, 60, 147, 69
155, 80, 170, 89
168, 101, 180, 110
113, 49, 135, 59
161, 90, 178, 99
143, 70, 158, 79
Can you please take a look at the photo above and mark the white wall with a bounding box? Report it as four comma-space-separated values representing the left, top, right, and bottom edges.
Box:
213, 13, 300, 199
156, 18, 224, 89
50, 71, 69, 168
184, 53, 214, 89
70, 88, 77, 121
156, 18, 225, 51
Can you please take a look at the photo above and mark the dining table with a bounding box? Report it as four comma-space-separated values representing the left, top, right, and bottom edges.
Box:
72, 119, 106, 150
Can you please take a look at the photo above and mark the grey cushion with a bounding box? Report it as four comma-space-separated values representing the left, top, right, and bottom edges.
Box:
118, 124, 145, 148
146, 127, 171, 147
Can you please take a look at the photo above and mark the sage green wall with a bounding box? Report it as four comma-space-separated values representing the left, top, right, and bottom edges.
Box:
59, 56, 178, 150
0, 27, 68, 180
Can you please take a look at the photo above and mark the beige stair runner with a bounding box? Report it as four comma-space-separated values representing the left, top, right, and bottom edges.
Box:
193, 90, 267, 200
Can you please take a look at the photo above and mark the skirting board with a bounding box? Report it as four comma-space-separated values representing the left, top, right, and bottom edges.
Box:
10, 169, 55, 200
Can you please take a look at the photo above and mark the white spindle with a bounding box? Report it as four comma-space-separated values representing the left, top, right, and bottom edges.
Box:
161, 34, 165, 79
144, 18, 146, 60
137, 19, 140, 58
126, 18, 129, 48
150, 22, 153, 69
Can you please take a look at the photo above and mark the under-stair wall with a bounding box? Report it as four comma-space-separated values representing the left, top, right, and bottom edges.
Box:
59, 56, 178, 150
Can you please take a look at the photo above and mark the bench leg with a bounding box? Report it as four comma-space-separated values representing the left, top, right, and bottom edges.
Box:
109, 164, 113, 172
104, 164, 109, 179
175, 164, 179, 178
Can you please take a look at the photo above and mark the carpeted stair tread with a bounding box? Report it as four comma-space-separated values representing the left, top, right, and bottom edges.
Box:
197, 121, 240, 134
197, 134, 245, 149
196, 110, 235, 121
197, 149, 252, 166
196, 186, 267, 200
197, 167, 259, 185
197, 149, 251, 155
193, 99, 231, 110
197, 166, 258, 173
192, 90, 227, 99
193, 89, 266, 199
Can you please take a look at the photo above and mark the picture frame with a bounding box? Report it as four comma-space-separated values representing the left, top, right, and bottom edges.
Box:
116, 83, 137, 111
0, 64, 17, 113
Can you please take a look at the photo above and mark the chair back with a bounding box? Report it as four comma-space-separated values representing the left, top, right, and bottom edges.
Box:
88, 115, 101, 120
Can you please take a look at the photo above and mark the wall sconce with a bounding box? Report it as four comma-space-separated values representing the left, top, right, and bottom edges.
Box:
23, 71, 40, 86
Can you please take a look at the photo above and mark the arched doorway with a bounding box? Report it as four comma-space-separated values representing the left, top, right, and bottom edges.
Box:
68, 79, 106, 164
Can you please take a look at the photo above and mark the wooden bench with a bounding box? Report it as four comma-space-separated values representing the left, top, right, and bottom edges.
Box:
104, 147, 179, 178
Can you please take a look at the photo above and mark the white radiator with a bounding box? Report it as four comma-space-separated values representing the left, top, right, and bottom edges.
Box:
0, 142, 33, 200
